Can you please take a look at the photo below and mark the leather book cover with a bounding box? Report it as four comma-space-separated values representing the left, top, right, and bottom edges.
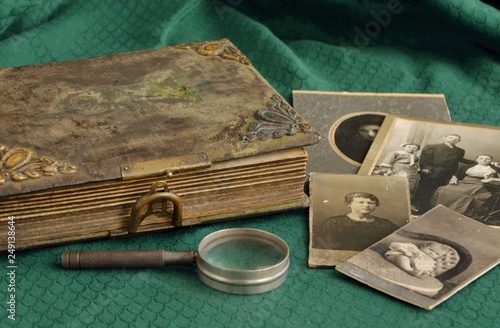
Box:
0, 39, 320, 250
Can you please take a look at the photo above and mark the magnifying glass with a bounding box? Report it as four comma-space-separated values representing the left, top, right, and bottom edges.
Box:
62, 228, 290, 295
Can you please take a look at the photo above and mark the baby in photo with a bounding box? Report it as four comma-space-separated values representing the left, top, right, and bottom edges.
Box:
384, 242, 460, 277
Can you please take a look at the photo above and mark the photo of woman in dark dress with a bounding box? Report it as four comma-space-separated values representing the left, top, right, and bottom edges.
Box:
316, 192, 398, 251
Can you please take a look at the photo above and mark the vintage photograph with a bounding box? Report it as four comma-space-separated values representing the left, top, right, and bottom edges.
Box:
308, 173, 411, 267
329, 112, 386, 165
292, 91, 451, 175
359, 115, 500, 226
336, 205, 500, 310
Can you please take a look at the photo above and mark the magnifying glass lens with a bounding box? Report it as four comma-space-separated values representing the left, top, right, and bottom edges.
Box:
196, 228, 290, 294
202, 237, 285, 270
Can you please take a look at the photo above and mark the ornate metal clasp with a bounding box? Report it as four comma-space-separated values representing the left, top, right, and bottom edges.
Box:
129, 181, 183, 233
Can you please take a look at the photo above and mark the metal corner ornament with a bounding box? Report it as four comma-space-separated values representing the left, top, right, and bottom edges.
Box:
174, 39, 252, 65
241, 94, 313, 144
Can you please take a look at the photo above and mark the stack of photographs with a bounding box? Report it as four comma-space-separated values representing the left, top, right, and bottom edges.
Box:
298, 92, 500, 310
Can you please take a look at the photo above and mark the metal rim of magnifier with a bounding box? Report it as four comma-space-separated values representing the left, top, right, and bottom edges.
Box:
195, 228, 290, 295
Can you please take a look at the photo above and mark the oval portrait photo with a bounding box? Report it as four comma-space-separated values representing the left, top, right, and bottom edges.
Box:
329, 113, 386, 165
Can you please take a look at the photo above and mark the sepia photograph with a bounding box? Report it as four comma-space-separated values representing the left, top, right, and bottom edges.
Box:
336, 205, 500, 310
329, 113, 385, 165
308, 173, 411, 267
359, 115, 500, 227
292, 91, 451, 176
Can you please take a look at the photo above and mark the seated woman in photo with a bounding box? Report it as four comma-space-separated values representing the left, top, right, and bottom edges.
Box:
430, 154, 500, 219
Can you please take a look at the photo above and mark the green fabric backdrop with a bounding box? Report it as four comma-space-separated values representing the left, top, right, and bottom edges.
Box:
1, 0, 499, 327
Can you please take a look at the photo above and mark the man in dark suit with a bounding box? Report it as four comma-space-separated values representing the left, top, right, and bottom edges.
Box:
413, 134, 467, 212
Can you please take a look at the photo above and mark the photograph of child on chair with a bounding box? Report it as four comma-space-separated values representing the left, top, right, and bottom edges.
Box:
336, 205, 500, 310
360, 116, 500, 227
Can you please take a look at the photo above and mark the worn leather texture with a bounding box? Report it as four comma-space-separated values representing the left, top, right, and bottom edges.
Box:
1, 0, 499, 327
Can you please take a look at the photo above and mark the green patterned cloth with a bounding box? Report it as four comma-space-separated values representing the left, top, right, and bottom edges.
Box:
1, 1, 499, 327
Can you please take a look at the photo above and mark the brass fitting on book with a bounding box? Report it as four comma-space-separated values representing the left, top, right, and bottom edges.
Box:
129, 181, 183, 233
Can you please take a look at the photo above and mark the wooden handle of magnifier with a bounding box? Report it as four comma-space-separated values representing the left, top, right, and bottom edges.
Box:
62, 250, 195, 269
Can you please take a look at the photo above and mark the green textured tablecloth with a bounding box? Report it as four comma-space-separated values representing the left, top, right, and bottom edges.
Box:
1, 1, 499, 327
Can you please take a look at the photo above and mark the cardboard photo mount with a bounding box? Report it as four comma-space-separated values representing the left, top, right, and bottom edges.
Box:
0, 39, 320, 251
359, 115, 500, 227
292, 91, 451, 176
308, 173, 411, 267
336, 205, 500, 310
